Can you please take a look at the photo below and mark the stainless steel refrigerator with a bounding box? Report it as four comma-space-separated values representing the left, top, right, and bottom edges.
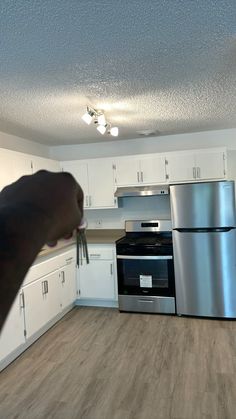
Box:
170, 181, 236, 318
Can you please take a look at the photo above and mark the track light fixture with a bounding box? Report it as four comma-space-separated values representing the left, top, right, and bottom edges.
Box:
82, 106, 119, 137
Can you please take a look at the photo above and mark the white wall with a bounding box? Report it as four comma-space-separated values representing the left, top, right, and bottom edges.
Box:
50, 128, 236, 161
85, 195, 171, 230
0, 131, 50, 157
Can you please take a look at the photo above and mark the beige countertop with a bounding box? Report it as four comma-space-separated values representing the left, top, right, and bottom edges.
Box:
36, 229, 124, 260
86, 229, 125, 244
37, 237, 76, 260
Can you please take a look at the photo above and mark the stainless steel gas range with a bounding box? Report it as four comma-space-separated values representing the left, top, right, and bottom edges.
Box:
116, 220, 175, 314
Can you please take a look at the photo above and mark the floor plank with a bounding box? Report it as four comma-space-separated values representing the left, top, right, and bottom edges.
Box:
1, 308, 236, 418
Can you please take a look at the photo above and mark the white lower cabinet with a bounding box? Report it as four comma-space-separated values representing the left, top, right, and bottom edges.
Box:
77, 244, 117, 305
59, 258, 77, 309
23, 270, 61, 340
0, 291, 25, 361
0, 247, 76, 371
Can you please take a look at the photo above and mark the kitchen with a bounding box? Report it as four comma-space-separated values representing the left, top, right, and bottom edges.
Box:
1, 1, 236, 418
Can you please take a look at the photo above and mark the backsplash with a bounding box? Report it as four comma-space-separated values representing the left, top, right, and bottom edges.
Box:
85, 195, 171, 229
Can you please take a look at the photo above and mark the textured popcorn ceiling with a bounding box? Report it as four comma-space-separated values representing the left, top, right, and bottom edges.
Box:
0, 1, 236, 145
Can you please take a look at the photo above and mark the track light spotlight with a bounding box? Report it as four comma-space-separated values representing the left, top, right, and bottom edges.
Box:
110, 126, 119, 137
97, 124, 107, 135
97, 114, 106, 126
82, 106, 119, 137
82, 107, 94, 125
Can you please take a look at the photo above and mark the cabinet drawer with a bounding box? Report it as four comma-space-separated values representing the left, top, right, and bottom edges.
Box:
23, 247, 76, 286
82, 245, 114, 260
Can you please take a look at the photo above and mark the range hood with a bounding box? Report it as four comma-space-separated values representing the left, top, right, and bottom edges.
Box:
114, 185, 169, 197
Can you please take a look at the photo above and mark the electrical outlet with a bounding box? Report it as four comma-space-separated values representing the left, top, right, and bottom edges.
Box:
95, 220, 103, 228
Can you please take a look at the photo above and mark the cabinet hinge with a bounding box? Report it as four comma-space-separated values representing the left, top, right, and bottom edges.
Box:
24, 329, 27, 337
166, 174, 169, 180
165, 159, 168, 165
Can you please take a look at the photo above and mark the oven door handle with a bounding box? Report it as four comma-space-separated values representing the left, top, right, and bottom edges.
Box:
116, 255, 173, 260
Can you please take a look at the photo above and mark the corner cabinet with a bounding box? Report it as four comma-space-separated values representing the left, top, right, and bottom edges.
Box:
114, 154, 167, 186
61, 158, 118, 209
77, 244, 118, 307
166, 149, 226, 183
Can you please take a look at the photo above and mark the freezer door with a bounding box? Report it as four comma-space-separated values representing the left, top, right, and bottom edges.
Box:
173, 229, 236, 317
170, 181, 236, 229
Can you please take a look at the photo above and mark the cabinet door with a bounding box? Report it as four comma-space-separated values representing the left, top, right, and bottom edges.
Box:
79, 260, 115, 300
23, 270, 60, 339
0, 291, 25, 361
32, 156, 61, 173
140, 155, 167, 184
0, 149, 32, 191
60, 259, 77, 309
61, 161, 90, 207
195, 151, 225, 180
114, 157, 140, 186
167, 152, 195, 182
88, 159, 117, 208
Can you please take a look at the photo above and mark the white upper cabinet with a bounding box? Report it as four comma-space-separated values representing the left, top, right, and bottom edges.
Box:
61, 158, 117, 209
194, 150, 226, 180
0, 149, 32, 191
167, 148, 226, 183
114, 154, 167, 186
166, 152, 196, 182
61, 160, 89, 207
114, 156, 140, 186
88, 159, 117, 208
140, 155, 167, 184
31, 156, 61, 173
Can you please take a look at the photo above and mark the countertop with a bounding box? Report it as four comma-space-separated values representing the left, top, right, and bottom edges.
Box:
86, 229, 125, 244
36, 229, 124, 260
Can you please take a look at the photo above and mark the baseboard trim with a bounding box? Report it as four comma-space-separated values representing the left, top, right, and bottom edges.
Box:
75, 299, 118, 308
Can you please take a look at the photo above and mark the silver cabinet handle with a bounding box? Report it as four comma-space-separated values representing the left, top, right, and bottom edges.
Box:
197, 167, 201, 178
110, 263, 113, 275
85, 196, 89, 207
137, 172, 140, 182
46, 280, 49, 294
89, 195, 92, 207
61, 271, 65, 284
20, 292, 25, 309
117, 255, 172, 260
42, 281, 46, 295
138, 299, 154, 303
90, 253, 101, 258
193, 167, 196, 178
141, 171, 143, 182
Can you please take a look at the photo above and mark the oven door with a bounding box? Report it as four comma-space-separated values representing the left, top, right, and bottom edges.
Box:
117, 255, 175, 296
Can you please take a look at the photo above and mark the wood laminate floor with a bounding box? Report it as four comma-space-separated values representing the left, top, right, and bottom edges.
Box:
1, 308, 236, 419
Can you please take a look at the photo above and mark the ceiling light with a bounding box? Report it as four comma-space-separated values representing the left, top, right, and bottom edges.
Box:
97, 124, 107, 135
82, 107, 94, 125
97, 114, 106, 126
82, 106, 119, 137
110, 127, 119, 137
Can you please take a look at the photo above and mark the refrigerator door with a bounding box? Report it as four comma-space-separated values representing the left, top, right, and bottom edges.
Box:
170, 181, 236, 229
173, 229, 236, 317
